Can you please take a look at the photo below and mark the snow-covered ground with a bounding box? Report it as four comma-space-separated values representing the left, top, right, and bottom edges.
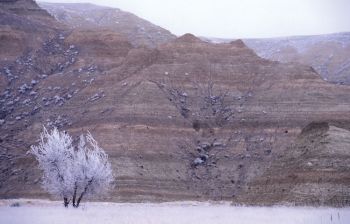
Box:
0, 199, 349, 224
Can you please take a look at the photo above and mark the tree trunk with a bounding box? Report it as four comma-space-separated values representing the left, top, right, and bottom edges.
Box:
75, 179, 93, 208
63, 197, 69, 207
75, 192, 85, 208
72, 185, 78, 207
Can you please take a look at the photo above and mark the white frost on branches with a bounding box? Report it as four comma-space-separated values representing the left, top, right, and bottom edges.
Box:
29, 127, 114, 207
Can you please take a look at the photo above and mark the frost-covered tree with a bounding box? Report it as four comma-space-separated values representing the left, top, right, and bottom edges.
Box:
29, 127, 114, 208
71, 133, 114, 207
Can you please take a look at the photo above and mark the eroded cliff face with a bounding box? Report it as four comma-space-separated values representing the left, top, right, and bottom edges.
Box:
0, 0, 52, 24
38, 2, 176, 48
1, 0, 42, 12
244, 33, 350, 85
0, 0, 62, 63
238, 122, 350, 206
0, 1, 349, 206
205, 33, 350, 85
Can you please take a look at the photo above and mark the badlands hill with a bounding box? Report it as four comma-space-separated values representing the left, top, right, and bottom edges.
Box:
239, 122, 350, 206
205, 33, 350, 85
40, 2, 350, 83
245, 33, 350, 85
38, 2, 176, 48
0, 0, 62, 64
0, 0, 349, 206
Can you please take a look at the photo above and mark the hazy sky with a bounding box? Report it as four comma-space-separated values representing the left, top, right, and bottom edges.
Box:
40, 0, 350, 38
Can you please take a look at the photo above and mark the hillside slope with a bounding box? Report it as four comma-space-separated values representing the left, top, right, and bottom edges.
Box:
238, 122, 350, 206
203, 33, 350, 84
245, 33, 350, 85
38, 2, 176, 48
0, 1, 349, 206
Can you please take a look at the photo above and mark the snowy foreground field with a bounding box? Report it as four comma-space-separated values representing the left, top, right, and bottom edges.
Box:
0, 199, 349, 224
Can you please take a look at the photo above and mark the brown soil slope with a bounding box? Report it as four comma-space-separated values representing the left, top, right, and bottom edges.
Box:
244, 33, 350, 85
0, 1, 349, 206
238, 122, 350, 206
0, 0, 62, 63
39, 2, 176, 48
